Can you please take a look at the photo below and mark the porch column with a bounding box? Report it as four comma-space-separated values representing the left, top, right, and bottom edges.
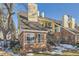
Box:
41, 32, 47, 48
23, 32, 26, 51
44, 22, 45, 27
52, 20, 55, 33
75, 35, 77, 44
34, 32, 38, 48
24, 33, 27, 44
34, 33, 38, 43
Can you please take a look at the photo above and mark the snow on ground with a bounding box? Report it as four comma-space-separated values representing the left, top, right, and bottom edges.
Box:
52, 46, 67, 51
60, 44, 77, 50
51, 50, 63, 55
51, 44, 78, 55
52, 44, 77, 51
27, 53, 34, 56
0, 40, 79, 56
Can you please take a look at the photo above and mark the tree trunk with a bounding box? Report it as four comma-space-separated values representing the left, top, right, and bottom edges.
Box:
3, 33, 6, 39
2, 32, 7, 49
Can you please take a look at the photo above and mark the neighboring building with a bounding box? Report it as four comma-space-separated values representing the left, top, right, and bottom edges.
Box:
61, 28, 79, 44
62, 15, 76, 29
53, 15, 79, 45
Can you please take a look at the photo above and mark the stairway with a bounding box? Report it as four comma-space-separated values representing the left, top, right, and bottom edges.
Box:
47, 33, 57, 46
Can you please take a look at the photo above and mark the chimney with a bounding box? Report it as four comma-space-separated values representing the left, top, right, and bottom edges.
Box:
71, 17, 75, 29
41, 12, 44, 17
68, 17, 75, 29
63, 15, 69, 28
28, 3, 38, 22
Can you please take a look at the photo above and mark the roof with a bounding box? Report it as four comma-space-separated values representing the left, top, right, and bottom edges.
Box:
18, 11, 27, 17
63, 27, 79, 35
18, 12, 48, 31
39, 16, 62, 25
21, 21, 48, 31
20, 29, 48, 33
68, 28, 79, 34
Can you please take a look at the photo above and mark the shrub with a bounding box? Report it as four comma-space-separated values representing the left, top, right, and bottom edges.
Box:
12, 44, 21, 54
76, 43, 79, 47
10, 40, 21, 54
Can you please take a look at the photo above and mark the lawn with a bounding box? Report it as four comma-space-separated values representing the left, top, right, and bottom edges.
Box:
33, 51, 79, 56
33, 53, 52, 56
62, 51, 79, 56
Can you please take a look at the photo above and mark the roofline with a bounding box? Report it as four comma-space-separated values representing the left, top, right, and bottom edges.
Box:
20, 29, 48, 33
62, 27, 79, 35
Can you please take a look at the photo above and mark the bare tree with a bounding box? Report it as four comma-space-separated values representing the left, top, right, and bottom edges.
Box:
0, 3, 16, 40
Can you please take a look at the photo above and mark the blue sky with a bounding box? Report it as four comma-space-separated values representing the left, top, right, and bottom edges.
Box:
13, 3, 79, 29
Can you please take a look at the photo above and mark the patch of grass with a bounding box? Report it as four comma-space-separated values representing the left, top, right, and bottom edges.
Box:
62, 51, 79, 56
34, 50, 79, 56
33, 53, 52, 56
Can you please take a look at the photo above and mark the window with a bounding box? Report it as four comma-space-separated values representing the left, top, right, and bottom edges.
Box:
27, 33, 35, 44
38, 33, 43, 43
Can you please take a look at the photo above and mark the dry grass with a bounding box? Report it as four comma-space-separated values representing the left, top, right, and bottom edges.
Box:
0, 50, 79, 56
62, 51, 79, 56
34, 53, 52, 56
33, 50, 79, 56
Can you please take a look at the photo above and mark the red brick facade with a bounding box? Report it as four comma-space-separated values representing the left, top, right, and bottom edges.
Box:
19, 30, 48, 53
